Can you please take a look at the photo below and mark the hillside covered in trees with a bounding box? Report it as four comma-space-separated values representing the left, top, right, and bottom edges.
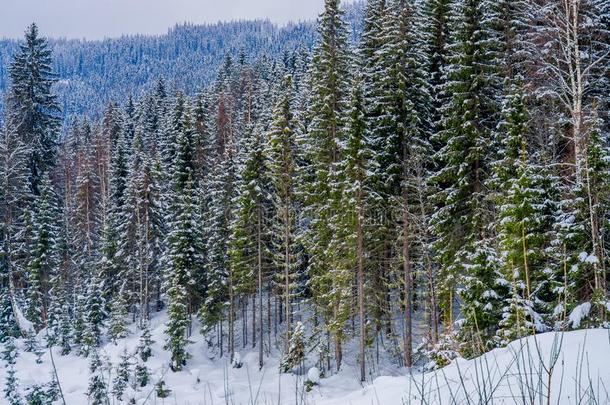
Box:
0, 0, 609, 403
0, 1, 364, 122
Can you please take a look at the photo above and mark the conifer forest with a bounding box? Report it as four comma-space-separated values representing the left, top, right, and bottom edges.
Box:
1, 0, 610, 404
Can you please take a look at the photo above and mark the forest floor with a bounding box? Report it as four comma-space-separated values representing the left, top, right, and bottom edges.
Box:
2, 310, 609, 405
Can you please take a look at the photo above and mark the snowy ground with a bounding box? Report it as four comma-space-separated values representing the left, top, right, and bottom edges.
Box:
322, 329, 610, 405
3, 311, 609, 405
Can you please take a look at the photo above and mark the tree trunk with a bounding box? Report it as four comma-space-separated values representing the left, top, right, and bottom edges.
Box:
403, 189, 413, 368
258, 204, 264, 369
252, 294, 256, 349
357, 189, 366, 382
228, 260, 235, 362
284, 198, 291, 351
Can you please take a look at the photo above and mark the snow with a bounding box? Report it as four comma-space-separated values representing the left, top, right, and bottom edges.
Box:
306, 367, 320, 384
319, 329, 610, 405
3, 310, 610, 405
11, 298, 34, 335
578, 251, 599, 264
569, 302, 591, 328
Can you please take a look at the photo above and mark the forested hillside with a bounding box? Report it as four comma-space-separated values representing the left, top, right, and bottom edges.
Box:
0, 1, 364, 122
0, 0, 609, 403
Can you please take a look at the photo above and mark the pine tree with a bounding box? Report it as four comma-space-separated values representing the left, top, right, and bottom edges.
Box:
7, 23, 61, 195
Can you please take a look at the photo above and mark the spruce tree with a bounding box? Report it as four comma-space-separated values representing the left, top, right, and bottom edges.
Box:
164, 104, 201, 371
24, 384, 52, 405
280, 321, 305, 373
359, 0, 394, 337
0, 290, 18, 343
25, 175, 60, 331
3, 337, 22, 405
137, 323, 154, 362
125, 127, 165, 319
72, 291, 86, 348
200, 151, 236, 342
112, 349, 132, 401
57, 299, 72, 355
266, 75, 300, 351
86, 350, 109, 405
557, 109, 610, 328
100, 126, 130, 305
107, 283, 129, 344
82, 275, 106, 355
577, 111, 610, 324
193, 91, 215, 182
424, 0, 452, 133
0, 124, 31, 341
493, 81, 556, 344
24, 332, 44, 363
376, 0, 433, 366
332, 78, 371, 379
302, 0, 351, 372
134, 363, 150, 388
7, 23, 61, 195
119, 124, 164, 324
430, 0, 505, 354
229, 126, 272, 368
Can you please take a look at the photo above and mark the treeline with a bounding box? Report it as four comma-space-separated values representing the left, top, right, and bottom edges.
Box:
0, 1, 364, 123
1, 0, 610, 391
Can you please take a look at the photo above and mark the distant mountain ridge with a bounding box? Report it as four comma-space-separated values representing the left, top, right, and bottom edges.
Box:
0, 1, 364, 121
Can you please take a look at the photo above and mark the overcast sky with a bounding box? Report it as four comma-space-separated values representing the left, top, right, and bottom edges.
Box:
1, 0, 355, 40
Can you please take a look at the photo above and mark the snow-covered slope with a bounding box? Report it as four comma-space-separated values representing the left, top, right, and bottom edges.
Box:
324, 329, 610, 405
3, 312, 609, 405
